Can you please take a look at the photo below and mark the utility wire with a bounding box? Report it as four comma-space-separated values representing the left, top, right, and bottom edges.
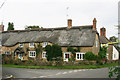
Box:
0, 0, 7, 10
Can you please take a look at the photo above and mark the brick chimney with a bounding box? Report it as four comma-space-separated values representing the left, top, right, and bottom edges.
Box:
67, 19, 72, 28
93, 18, 97, 30
0, 22, 4, 32
100, 27, 106, 37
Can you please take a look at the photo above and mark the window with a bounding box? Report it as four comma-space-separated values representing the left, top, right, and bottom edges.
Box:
29, 51, 36, 57
43, 42, 48, 47
18, 53, 23, 60
106, 54, 109, 60
114, 54, 116, 58
76, 53, 85, 60
96, 41, 97, 47
64, 52, 71, 62
5, 51, 11, 55
42, 51, 47, 58
29, 43, 34, 47
19, 43, 23, 47
64, 52, 70, 59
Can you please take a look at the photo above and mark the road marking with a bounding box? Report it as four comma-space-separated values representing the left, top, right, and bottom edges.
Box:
74, 70, 78, 72
32, 77, 37, 78
39, 76, 47, 78
62, 72, 67, 74
56, 72, 61, 75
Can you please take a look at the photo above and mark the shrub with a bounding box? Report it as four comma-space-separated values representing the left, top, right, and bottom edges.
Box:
84, 52, 96, 61
45, 44, 62, 61
98, 51, 106, 59
98, 46, 107, 60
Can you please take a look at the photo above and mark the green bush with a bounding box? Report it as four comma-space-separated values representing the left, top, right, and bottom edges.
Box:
84, 52, 96, 61
45, 44, 62, 61
98, 46, 107, 60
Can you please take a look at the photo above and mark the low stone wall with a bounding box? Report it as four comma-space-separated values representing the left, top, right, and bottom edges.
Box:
2, 54, 120, 66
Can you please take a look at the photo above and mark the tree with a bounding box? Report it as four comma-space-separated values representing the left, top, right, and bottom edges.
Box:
84, 52, 96, 61
7, 22, 14, 30
109, 36, 118, 42
45, 45, 52, 61
35, 43, 43, 59
45, 44, 62, 61
25, 25, 40, 30
98, 46, 107, 60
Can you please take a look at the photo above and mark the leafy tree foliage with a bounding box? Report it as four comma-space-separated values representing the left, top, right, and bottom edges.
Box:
84, 52, 96, 61
109, 67, 120, 80
98, 46, 107, 59
35, 43, 42, 58
45, 44, 62, 61
109, 36, 118, 42
7, 22, 14, 30
25, 25, 41, 30
67, 47, 80, 55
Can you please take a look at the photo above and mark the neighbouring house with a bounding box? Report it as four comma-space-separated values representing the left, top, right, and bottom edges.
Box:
1, 18, 101, 61
100, 27, 119, 60
0, 22, 4, 55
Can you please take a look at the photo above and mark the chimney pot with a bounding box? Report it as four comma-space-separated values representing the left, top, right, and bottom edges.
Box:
67, 19, 72, 28
100, 27, 106, 37
93, 18, 97, 30
0, 22, 4, 32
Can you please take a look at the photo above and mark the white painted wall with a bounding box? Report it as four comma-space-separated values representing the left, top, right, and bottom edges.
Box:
112, 46, 119, 60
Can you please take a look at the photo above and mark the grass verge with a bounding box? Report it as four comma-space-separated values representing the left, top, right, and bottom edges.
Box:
2, 63, 120, 69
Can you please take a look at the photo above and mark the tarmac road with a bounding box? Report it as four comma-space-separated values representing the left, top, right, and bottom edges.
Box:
2, 67, 111, 78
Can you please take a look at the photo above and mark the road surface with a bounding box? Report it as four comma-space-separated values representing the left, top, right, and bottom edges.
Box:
2, 67, 111, 78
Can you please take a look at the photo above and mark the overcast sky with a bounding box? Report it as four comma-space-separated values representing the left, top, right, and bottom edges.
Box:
0, 0, 119, 38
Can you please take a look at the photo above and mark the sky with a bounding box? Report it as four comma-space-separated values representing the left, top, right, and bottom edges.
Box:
0, 0, 120, 38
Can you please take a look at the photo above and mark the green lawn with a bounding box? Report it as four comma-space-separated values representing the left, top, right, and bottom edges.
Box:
2, 63, 120, 69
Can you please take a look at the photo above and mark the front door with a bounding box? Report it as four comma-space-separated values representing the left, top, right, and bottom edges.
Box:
18, 53, 23, 60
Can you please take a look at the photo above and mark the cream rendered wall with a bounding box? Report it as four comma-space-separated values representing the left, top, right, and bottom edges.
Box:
112, 46, 119, 60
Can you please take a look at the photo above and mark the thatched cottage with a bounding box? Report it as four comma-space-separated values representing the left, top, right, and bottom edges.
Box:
0, 18, 101, 61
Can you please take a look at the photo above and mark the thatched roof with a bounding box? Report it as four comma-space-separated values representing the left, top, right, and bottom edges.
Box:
1, 25, 97, 47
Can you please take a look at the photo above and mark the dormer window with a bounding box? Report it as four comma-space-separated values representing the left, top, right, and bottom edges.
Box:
19, 43, 23, 47
43, 42, 48, 47
29, 43, 35, 47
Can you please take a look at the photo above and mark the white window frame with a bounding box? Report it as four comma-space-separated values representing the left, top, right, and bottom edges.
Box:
64, 52, 71, 62
29, 43, 35, 47
106, 53, 109, 60
64, 52, 71, 59
18, 53, 23, 60
42, 51, 47, 58
76, 52, 85, 60
43, 42, 49, 47
5, 51, 11, 55
19, 43, 23, 47
29, 51, 36, 57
